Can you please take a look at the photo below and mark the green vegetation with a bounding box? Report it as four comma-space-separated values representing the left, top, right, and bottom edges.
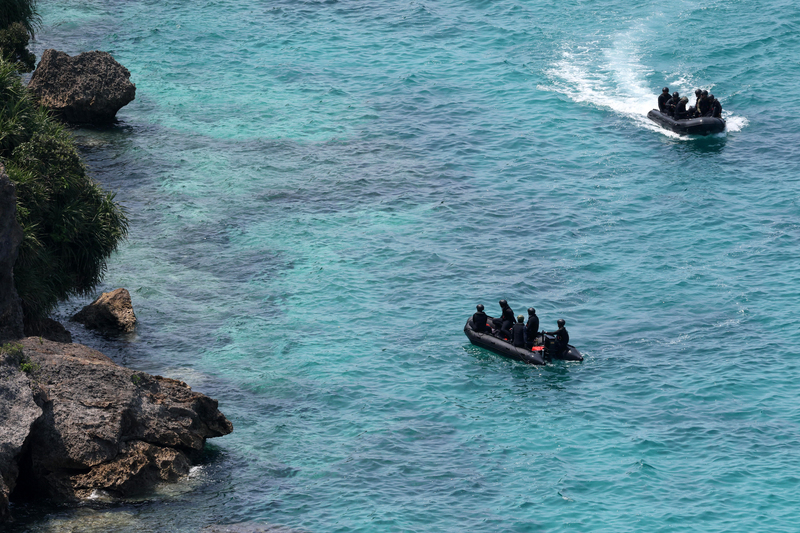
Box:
0, 0, 41, 36
19, 355, 38, 373
0, 0, 39, 72
0, 342, 23, 358
130, 373, 141, 385
0, 342, 36, 372
0, 22, 36, 72
0, 59, 129, 322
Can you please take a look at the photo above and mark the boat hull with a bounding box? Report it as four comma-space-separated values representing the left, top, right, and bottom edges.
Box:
647, 109, 725, 136
464, 317, 582, 364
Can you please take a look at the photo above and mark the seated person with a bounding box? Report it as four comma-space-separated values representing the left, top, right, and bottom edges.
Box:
674, 97, 690, 119
545, 319, 570, 355
688, 88, 702, 116
667, 91, 681, 117
511, 315, 526, 348
492, 299, 515, 333
472, 304, 489, 333
526, 308, 539, 348
709, 95, 722, 118
657, 87, 671, 112
697, 90, 712, 117
665, 92, 680, 116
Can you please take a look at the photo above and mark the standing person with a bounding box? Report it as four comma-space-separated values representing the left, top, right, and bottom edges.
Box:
709, 95, 722, 118
545, 319, 570, 356
658, 87, 671, 112
525, 308, 540, 349
511, 316, 527, 348
472, 304, 489, 333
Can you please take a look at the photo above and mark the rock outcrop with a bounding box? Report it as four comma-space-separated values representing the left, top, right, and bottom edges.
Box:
72, 288, 136, 333
0, 163, 24, 343
0, 338, 232, 520
0, 344, 43, 521
28, 49, 136, 124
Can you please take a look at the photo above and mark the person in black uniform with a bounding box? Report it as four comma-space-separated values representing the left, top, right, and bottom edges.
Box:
709, 95, 722, 118
472, 304, 489, 333
545, 319, 569, 355
665, 92, 680, 116
511, 315, 527, 348
525, 307, 539, 349
657, 87, 671, 112
674, 97, 689, 119
688, 88, 702, 116
492, 299, 515, 333
697, 90, 711, 117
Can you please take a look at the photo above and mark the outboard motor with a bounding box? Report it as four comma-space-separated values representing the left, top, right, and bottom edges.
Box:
543, 333, 558, 361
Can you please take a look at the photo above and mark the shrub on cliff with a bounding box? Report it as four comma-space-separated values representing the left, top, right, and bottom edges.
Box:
0, 22, 36, 72
0, 0, 39, 72
0, 0, 41, 37
0, 59, 128, 322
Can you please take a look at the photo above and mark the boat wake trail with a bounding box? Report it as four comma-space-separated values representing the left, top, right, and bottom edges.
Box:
541, 25, 748, 138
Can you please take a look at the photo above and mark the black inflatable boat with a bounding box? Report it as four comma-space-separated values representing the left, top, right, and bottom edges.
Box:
647, 109, 725, 136
464, 316, 583, 365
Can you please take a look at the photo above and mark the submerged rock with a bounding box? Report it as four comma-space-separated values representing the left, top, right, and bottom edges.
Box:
28, 49, 136, 125
0, 163, 24, 343
72, 288, 136, 333
3, 338, 232, 514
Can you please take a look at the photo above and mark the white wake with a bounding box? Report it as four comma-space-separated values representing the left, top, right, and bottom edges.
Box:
540, 27, 747, 138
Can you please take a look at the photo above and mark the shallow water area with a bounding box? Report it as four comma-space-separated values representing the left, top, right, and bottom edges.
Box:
11, 0, 800, 531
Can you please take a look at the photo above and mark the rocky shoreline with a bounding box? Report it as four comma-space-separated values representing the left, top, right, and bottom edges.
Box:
1, 338, 233, 519
0, 49, 233, 523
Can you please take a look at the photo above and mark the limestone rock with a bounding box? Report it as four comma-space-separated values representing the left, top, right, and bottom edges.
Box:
70, 440, 191, 498
72, 288, 136, 333
0, 345, 43, 520
0, 163, 24, 342
17, 337, 233, 501
28, 49, 136, 124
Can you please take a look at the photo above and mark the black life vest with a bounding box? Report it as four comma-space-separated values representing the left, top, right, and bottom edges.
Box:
472, 311, 488, 331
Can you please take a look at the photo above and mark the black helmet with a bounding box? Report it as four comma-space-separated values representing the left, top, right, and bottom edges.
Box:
476, 304, 484, 312
708, 94, 715, 100
499, 299, 508, 308
672, 92, 679, 98
662, 87, 669, 93
528, 307, 536, 315
695, 89, 702, 96
701, 90, 708, 96
557, 319, 566, 327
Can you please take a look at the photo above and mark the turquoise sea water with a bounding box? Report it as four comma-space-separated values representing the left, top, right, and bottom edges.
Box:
11, 0, 800, 531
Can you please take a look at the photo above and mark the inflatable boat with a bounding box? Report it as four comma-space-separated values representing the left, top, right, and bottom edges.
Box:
647, 110, 726, 136
464, 316, 583, 365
